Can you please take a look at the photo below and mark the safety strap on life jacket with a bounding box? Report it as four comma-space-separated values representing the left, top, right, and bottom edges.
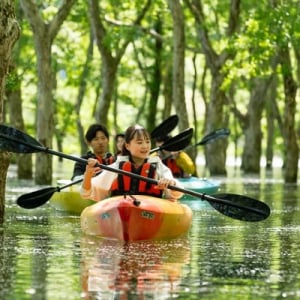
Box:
110, 160, 162, 197
162, 158, 183, 178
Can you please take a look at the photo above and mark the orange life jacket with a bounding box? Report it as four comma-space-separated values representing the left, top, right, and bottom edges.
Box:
110, 160, 162, 198
162, 158, 184, 178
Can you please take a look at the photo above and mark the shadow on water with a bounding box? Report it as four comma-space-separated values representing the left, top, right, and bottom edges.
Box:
2, 161, 300, 299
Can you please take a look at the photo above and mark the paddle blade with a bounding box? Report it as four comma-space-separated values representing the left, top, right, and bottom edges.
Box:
206, 193, 270, 222
197, 128, 230, 146
151, 115, 179, 139
162, 128, 193, 151
17, 187, 57, 209
0, 124, 43, 153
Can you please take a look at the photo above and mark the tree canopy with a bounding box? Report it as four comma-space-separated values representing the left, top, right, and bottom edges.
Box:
3, 0, 300, 184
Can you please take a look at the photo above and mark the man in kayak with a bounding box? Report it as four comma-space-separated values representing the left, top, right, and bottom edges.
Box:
71, 124, 114, 180
80, 124, 183, 201
155, 135, 196, 178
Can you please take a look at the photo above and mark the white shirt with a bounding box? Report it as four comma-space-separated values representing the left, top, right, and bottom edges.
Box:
80, 155, 183, 201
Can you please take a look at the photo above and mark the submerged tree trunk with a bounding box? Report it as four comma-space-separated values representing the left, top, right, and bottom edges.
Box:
205, 75, 228, 175
265, 75, 278, 169
20, 0, 76, 184
0, 0, 20, 223
280, 46, 298, 183
185, 0, 241, 175
6, 65, 33, 179
241, 77, 271, 173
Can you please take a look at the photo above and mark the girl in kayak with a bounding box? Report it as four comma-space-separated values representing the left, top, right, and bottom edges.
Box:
80, 125, 183, 201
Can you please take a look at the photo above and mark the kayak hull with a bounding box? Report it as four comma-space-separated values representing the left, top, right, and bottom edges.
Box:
179, 177, 220, 200
80, 195, 193, 241
50, 190, 95, 215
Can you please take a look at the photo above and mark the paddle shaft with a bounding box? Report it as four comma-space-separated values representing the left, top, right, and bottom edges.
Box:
57, 177, 84, 191
8, 136, 264, 215
14, 128, 193, 204
2, 129, 270, 219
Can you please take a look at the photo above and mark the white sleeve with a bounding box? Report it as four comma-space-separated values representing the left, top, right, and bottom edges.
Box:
153, 158, 184, 200
80, 161, 121, 201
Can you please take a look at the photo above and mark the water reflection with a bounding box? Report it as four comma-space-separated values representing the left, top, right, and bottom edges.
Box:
2, 191, 83, 299
2, 162, 300, 299
80, 236, 190, 299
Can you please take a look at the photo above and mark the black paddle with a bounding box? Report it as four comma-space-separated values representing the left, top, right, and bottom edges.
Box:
151, 127, 230, 154
158, 128, 230, 162
196, 128, 230, 146
161, 128, 230, 158
0, 125, 270, 222
150, 128, 193, 153
16, 178, 85, 209
150, 115, 178, 139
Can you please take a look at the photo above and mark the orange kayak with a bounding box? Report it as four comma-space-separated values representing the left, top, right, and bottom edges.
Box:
80, 195, 193, 241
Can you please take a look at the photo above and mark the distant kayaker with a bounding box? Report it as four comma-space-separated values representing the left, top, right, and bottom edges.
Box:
71, 124, 114, 180
114, 132, 125, 157
80, 124, 183, 201
155, 135, 196, 178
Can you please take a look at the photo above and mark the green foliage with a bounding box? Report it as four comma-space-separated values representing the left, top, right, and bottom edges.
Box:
54, 96, 77, 133
6, 0, 299, 161
221, 1, 300, 91
5, 71, 21, 92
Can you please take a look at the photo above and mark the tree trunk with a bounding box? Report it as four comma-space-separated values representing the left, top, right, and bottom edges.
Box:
6, 66, 33, 179
241, 77, 271, 173
0, 0, 20, 223
168, 0, 189, 131
265, 75, 278, 169
20, 0, 76, 184
88, 0, 151, 126
205, 74, 227, 175
280, 47, 299, 183
162, 62, 173, 119
33, 35, 54, 184
185, 0, 241, 175
75, 31, 94, 155
145, 17, 163, 133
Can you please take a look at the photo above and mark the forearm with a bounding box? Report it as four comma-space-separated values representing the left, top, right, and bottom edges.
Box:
82, 169, 94, 191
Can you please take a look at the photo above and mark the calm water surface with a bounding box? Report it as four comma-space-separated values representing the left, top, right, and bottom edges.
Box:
1, 161, 300, 299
